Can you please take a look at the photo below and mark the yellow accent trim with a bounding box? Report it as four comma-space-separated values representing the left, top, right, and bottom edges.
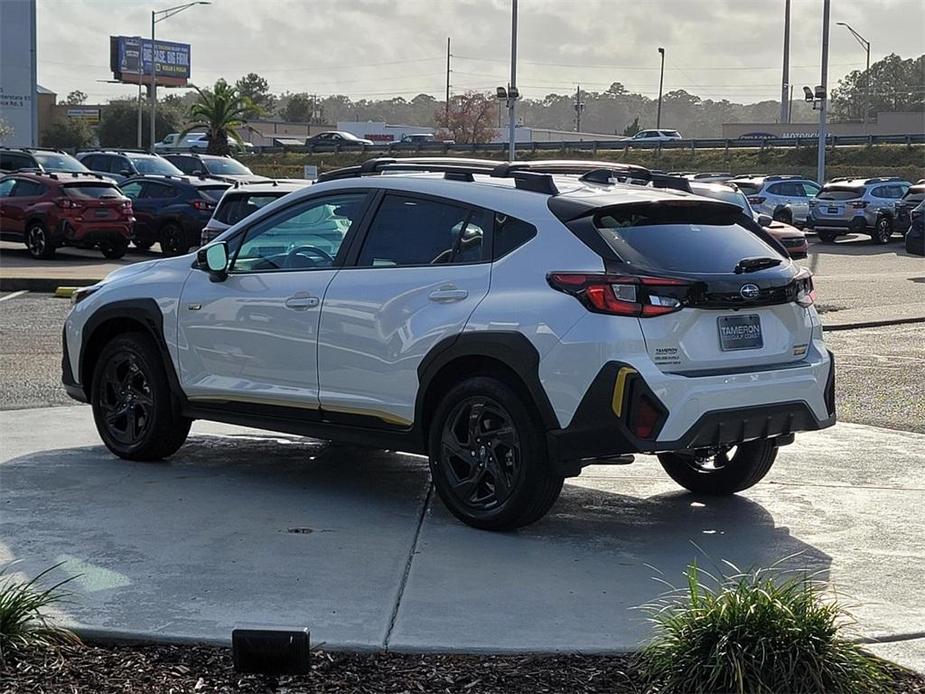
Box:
55, 286, 77, 298
187, 395, 412, 427
612, 367, 637, 417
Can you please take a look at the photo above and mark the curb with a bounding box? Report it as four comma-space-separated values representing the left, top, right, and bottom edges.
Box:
823, 316, 925, 331
0, 277, 99, 293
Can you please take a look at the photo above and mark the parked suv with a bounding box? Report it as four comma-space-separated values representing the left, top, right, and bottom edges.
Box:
806, 177, 912, 243
62, 158, 834, 530
201, 179, 312, 245
77, 150, 184, 183
163, 153, 267, 184
894, 182, 925, 236
905, 201, 924, 256
118, 175, 231, 255
629, 129, 683, 142
0, 172, 133, 258
728, 175, 821, 227
1, 147, 92, 175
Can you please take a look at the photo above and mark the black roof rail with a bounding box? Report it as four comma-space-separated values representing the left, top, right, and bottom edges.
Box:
76, 147, 151, 155
863, 176, 904, 184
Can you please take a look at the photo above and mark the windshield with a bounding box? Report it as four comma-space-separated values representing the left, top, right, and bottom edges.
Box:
214, 192, 285, 224
817, 186, 863, 201
594, 204, 781, 273
204, 158, 251, 175
33, 152, 88, 173
129, 157, 183, 176
731, 181, 762, 195
63, 183, 123, 199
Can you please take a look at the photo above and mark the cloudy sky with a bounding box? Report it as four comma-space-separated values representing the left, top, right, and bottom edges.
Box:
37, 0, 924, 105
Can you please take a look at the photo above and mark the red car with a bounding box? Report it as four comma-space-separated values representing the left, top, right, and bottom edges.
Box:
0, 172, 134, 259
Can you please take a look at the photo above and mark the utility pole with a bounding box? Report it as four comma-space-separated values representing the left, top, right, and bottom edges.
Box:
780, 0, 791, 124
445, 37, 451, 124
817, 0, 830, 184
150, 11, 156, 151
656, 47, 665, 130
508, 0, 518, 161
837, 22, 871, 128
574, 84, 584, 132
137, 38, 144, 148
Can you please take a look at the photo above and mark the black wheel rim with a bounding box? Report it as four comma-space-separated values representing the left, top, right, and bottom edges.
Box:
27, 227, 45, 257
877, 220, 890, 242
438, 397, 521, 511
678, 446, 737, 474
98, 351, 154, 446
163, 227, 182, 254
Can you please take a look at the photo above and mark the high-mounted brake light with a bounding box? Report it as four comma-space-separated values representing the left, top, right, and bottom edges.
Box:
548, 272, 690, 317
191, 199, 215, 211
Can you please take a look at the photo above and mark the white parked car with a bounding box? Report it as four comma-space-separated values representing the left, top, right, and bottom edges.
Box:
154, 132, 254, 153
62, 158, 835, 530
630, 129, 683, 142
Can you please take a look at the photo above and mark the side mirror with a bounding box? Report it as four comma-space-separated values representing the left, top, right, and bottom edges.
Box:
757, 214, 773, 227
198, 242, 229, 281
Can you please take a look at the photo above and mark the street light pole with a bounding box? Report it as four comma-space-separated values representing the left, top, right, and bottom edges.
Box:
780, 0, 791, 124
137, 37, 144, 148
508, 0, 518, 161
836, 22, 871, 127
656, 47, 665, 130
150, 2, 210, 152
817, 0, 830, 185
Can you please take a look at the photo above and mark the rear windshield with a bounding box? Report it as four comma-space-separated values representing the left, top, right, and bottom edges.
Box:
594, 204, 782, 273
205, 158, 251, 175
817, 186, 864, 201
214, 192, 285, 224
732, 181, 761, 195
63, 183, 123, 199
902, 186, 925, 203
129, 156, 183, 176
32, 152, 88, 173
198, 185, 231, 202
690, 185, 750, 212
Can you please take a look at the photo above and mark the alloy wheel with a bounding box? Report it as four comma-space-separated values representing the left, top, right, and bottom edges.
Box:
439, 397, 521, 511
26, 226, 46, 258
98, 351, 155, 446
876, 219, 892, 243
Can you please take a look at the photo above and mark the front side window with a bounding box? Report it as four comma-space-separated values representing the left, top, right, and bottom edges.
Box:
357, 195, 476, 267
232, 193, 366, 272
871, 186, 890, 199
120, 181, 143, 199
0, 178, 16, 197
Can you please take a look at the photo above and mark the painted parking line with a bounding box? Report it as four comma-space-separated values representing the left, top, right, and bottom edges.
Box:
0, 290, 28, 303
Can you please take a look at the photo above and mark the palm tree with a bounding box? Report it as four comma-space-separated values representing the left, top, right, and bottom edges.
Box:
181, 79, 257, 155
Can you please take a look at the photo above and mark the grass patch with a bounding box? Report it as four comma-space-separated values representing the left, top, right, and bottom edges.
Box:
639, 559, 893, 694
0, 564, 79, 664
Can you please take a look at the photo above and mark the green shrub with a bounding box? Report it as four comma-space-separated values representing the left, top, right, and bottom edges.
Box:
0, 563, 79, 663
640, 560, 891, 694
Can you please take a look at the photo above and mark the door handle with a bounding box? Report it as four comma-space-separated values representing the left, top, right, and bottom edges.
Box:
285, 295, 319, 310
428, 286, 469, 303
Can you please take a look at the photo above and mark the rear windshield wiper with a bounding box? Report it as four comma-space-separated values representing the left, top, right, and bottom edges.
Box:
734, 256, 782, 274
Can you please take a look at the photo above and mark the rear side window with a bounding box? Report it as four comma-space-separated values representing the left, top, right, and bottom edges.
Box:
817, 186, 863, 201
593, 204, 781, 273
214, 193, 284, 224
11, 180, 45, 197
63, 183, 122, 199
494, 213, 536, 258
142, 183, 177, 199
871, 186, 891, 198
357, 195, 478, 267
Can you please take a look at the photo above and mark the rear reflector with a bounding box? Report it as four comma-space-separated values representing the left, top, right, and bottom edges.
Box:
548, 272, 690, 318
748, 196, 766, 205
630, 393, 662, 439
851, 200, 869, 209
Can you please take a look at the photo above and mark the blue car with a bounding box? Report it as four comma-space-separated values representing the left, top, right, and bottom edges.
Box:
119, 175, 231, 255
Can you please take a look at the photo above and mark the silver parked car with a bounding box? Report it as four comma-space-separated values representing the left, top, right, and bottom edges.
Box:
807, 177, 912, 244
728, 175, 821, 227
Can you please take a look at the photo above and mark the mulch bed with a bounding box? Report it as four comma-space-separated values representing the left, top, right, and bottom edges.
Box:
2, 642, 924, 693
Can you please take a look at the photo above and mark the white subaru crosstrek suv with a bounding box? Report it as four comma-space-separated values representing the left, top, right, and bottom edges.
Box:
62, 158, 835, 530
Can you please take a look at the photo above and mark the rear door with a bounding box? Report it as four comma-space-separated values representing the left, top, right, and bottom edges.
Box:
594, 204, 814, 374
120, 181, 157, 242
318, 193, 492, 426
0, 177, 20, 236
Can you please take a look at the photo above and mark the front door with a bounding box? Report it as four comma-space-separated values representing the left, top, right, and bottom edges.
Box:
177, 191, 370, 410
318, 193, 493, 427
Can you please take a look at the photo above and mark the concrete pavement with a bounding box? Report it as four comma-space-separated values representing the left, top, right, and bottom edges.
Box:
1, 406, 923, 671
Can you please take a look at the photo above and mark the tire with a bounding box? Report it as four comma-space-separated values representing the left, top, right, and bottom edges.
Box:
428, 376, 564, 530
873, 217, 893, 244
772, 208, 792, 225
90, 332, 191, 461
817, 231, 837, 243
25, 222, 55, 259
160, 223, 188, 256
133, 239, 155, 251
99, 240, 128, 259
657, 439, 778, 495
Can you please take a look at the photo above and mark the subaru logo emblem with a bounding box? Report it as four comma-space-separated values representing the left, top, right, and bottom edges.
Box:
740, 283, 760, 300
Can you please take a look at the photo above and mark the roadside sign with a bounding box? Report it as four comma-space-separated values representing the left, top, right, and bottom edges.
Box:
303, 165, 318, 180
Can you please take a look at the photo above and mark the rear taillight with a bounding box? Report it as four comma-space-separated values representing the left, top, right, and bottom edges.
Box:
851, 200, 869, 209
191, 199, 215, 211
795, 268, 815, 307
56, 199, 83, 209
748, 196, 766, 205
548, 273, 690, 317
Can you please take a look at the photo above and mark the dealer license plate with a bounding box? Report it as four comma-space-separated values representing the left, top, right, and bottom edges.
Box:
718, 314, 763, 351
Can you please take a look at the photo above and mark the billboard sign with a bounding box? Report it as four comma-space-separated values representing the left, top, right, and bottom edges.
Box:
66, 107, 101, 123
110, 36, 191, 86
0, 0, 37, 146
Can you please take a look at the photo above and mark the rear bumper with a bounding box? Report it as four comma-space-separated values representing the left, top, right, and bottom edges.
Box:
547, 349, 835, 470
806, 215, 869, 234
57, 219, 133, 244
